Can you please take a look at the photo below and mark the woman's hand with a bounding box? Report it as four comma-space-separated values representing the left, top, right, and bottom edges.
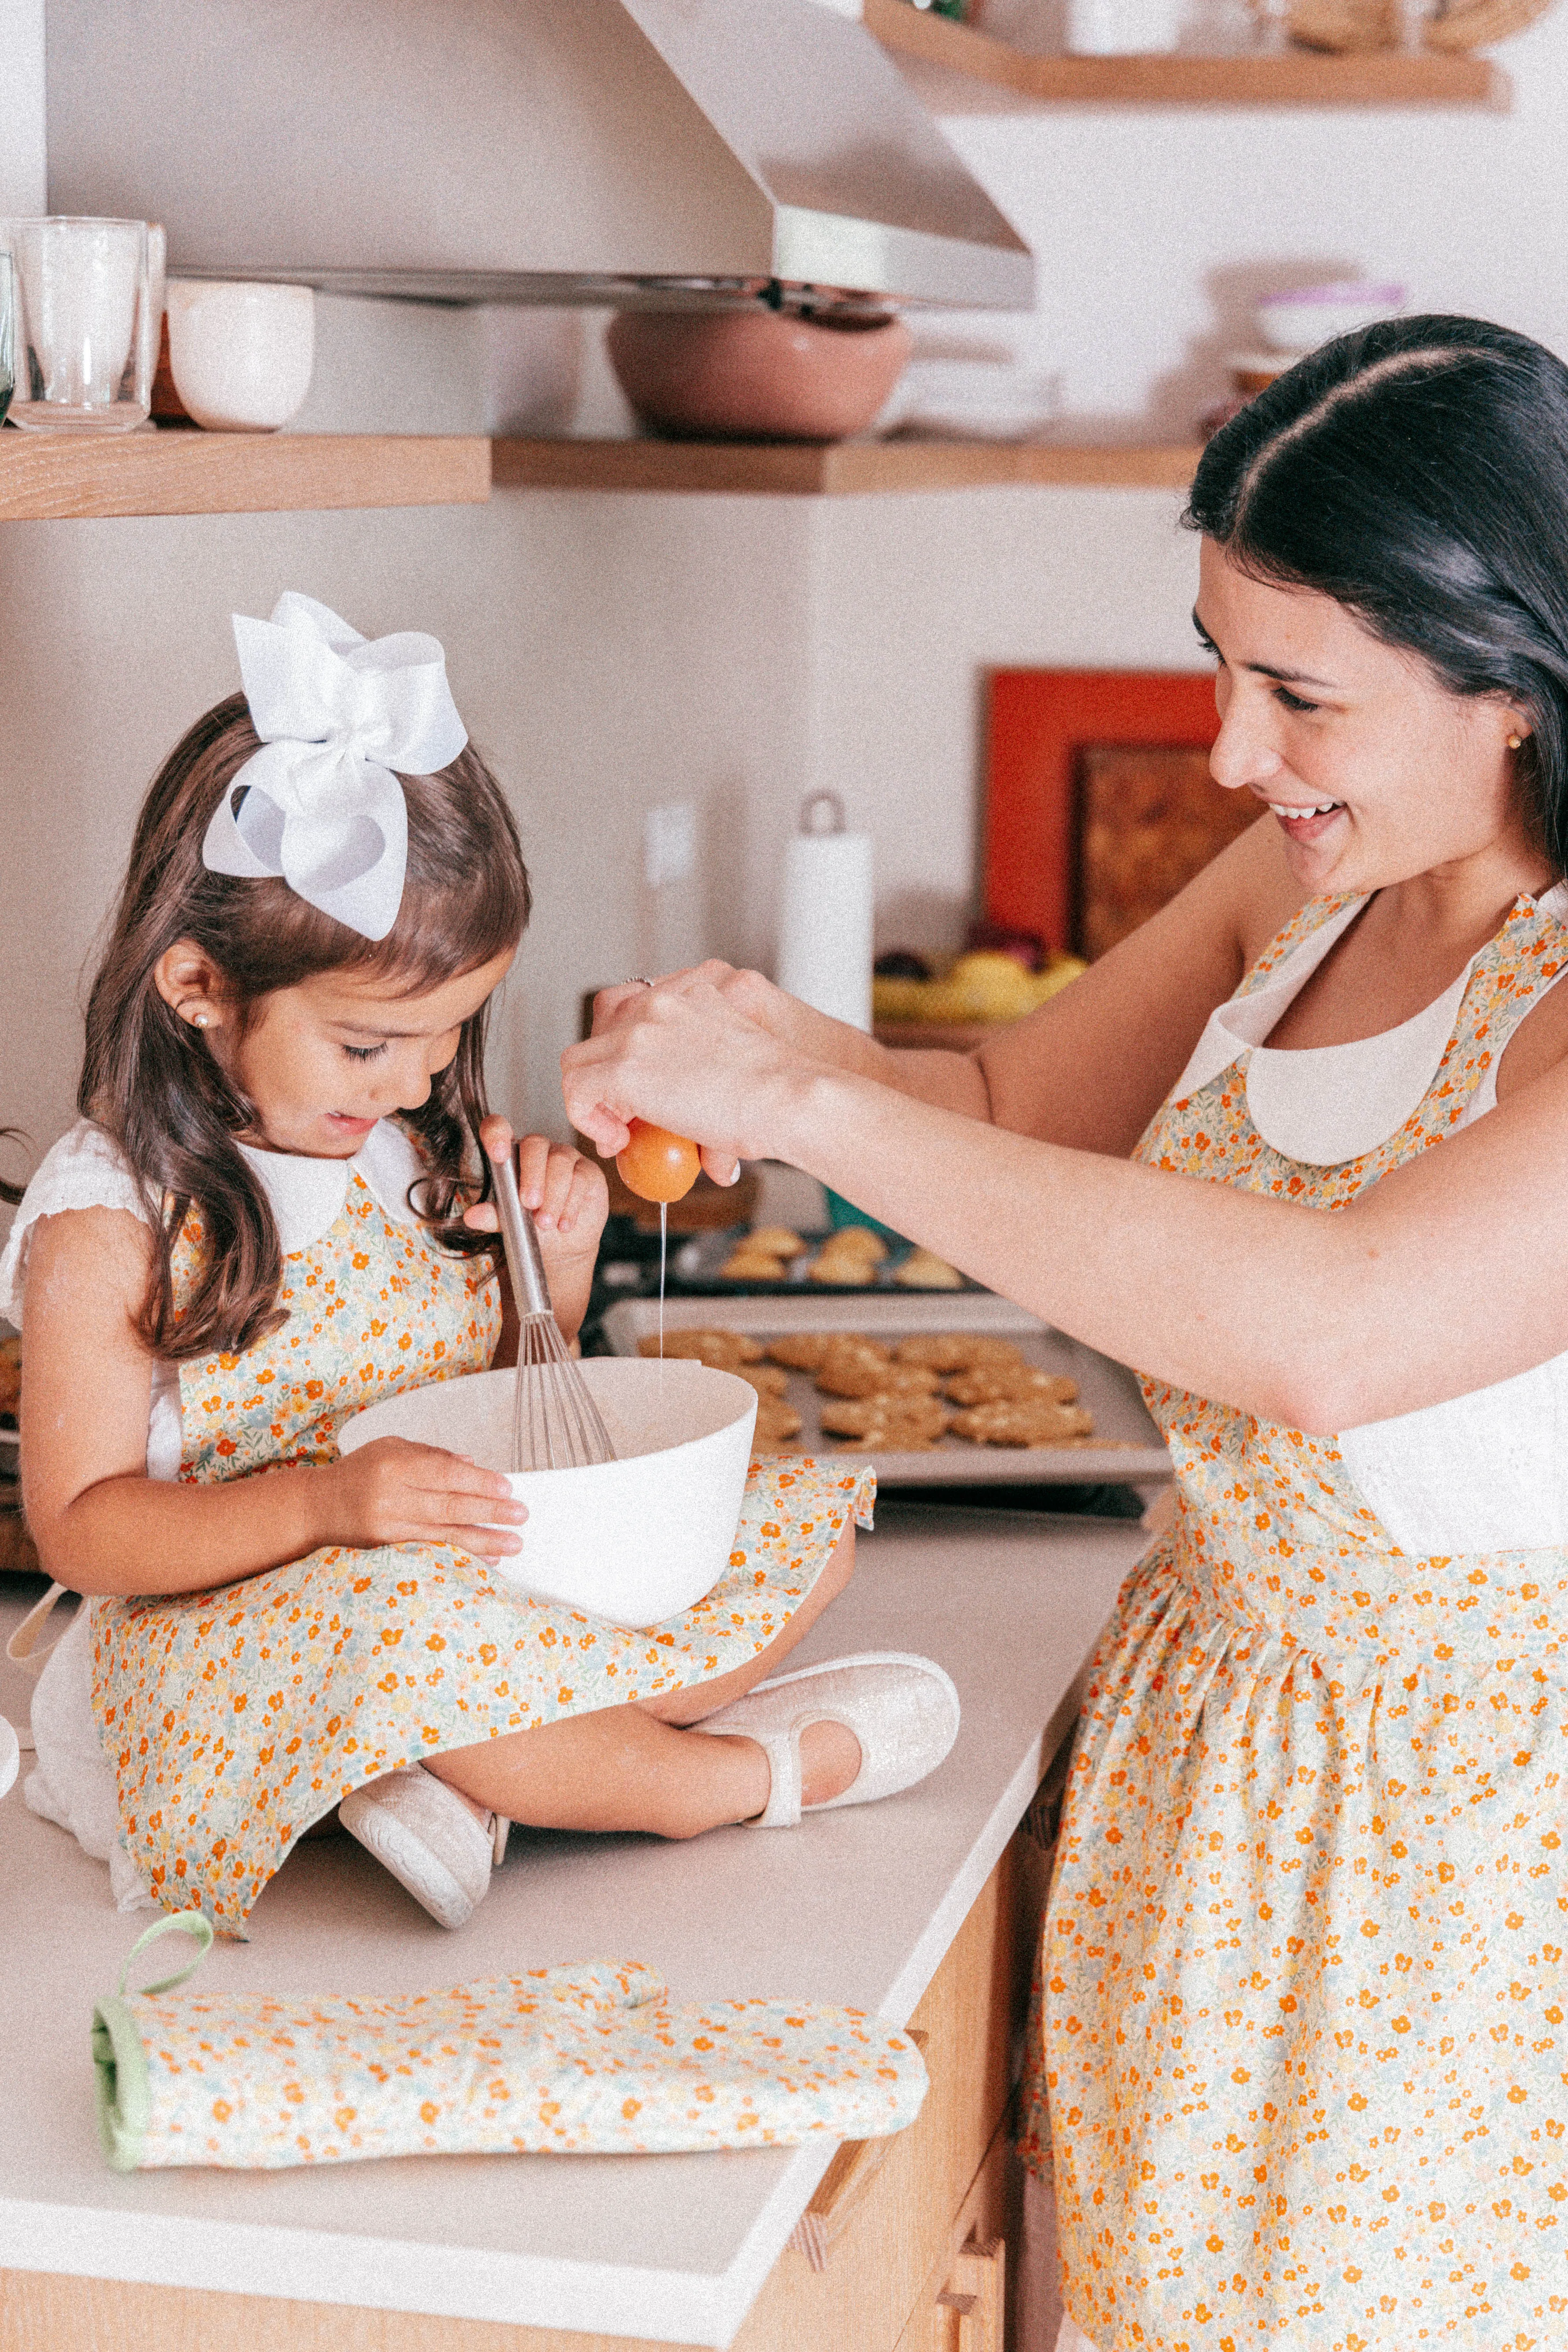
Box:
563, 969, 813, 1180
463, 1118, 608, 1343
316, 1435, 525, 1562
592, 962, 830, 1060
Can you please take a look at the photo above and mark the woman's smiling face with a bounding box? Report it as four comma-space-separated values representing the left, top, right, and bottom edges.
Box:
1196, 537, 1542, 895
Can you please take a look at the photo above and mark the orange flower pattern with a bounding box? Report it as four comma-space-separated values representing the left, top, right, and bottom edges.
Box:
1023, 894, 1568, 2348
98, 1955, 927, 2170
92, 1173, 873, 1933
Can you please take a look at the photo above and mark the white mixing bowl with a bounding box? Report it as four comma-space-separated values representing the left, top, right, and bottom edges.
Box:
337, 1358, 757, 1629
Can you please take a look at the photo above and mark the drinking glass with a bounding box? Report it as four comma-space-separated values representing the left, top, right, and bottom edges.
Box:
0, 252, 13, 427
3, 217, 152, 433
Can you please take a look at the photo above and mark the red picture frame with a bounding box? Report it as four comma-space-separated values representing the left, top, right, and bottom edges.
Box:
982, 669, 1221, 954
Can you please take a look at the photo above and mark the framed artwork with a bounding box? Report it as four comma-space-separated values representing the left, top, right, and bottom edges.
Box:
982, 668, 1252, 957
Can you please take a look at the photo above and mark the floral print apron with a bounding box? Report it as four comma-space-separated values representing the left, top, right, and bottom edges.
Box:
1023, 894, 1568, 2348
93, 1171, 871, 1933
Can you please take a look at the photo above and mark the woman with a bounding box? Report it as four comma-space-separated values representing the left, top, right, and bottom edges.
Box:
563, 315, 1568, 2347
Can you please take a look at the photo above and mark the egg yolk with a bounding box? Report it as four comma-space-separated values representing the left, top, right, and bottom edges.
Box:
616, 1120, 701, 1203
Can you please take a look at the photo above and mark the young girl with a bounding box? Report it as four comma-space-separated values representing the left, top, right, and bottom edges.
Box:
4, 592, 959, 1933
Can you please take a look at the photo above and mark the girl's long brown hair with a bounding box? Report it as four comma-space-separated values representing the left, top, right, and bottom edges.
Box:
81, 694, 530, 1363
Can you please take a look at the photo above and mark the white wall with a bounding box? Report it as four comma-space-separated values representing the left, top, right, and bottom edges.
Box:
0, 0, 44, 215
0, 482, 1194, 1183
806, 487, 1201, 956
0, 493, 819, 1162
934, 9, 1568, 431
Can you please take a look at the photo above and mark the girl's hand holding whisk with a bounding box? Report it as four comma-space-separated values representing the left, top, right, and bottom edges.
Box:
463, 1118, 608, 1347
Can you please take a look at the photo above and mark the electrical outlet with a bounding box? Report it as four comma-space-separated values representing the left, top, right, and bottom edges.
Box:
644, 802, 697, 890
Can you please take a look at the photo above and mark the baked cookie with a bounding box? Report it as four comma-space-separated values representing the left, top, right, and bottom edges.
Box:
808, 1226, 890, 1285
823, 1225, 888, 1263
816, 1336, 893, 1372
746, 1227, 807, 1260
764, 1332, 886, 1372
891, 1334, 1026, 1369
719, 1251, 787, 1283
953, 1337, 1027, 1368
819, 1396, 950, 1441
893, 1335, 979, 1373
735, 1364, 790, 1399
942, 1367, 1080, 1408
638, 1329, 762, 1367
752, 1399, 804, 1448
949, 1399, 1096, 1447
894, 1249, 963, 1290
816, 1358, 942, 1401
831, 1429, 941, 1452
765, 1332, 837, 1372
808, 1258, 871, 1287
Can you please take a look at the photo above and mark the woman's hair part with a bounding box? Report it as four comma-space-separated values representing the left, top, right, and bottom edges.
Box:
1186, 314, 1568, 872
81, 693, 531, 1362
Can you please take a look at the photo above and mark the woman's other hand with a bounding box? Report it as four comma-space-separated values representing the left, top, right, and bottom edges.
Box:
320, 1435, 526, 1561
464, 1119, 609, 1343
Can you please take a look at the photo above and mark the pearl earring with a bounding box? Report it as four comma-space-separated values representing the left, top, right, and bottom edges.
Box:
1508, 734, 1526, 751
190, 1012, 208, 1030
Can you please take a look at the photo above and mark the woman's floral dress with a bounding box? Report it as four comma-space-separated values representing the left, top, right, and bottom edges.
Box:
1023, 894, 1568, 2348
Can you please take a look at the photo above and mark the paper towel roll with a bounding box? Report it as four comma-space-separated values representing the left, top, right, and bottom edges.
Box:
775, 815, 874, 1033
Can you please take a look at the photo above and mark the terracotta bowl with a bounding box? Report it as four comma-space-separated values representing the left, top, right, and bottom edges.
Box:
606, 309, 912, 444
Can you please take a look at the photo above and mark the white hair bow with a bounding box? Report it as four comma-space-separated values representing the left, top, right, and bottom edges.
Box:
201, 592, 469, 941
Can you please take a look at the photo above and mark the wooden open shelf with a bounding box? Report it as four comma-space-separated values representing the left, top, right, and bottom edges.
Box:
865, 0, 1508, 105
0, 429, 491, 521
493, 436, 1200, 495
0, 427, 1199, 518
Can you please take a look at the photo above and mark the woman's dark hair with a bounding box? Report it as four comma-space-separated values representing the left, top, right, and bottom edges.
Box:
1187, 314, 1568, 873
80, 694, 531, 1363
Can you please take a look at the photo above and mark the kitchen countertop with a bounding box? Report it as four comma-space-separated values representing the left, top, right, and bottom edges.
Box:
0, 1502, 1146, 2348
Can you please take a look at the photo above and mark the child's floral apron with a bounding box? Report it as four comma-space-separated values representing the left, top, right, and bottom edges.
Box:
93, 1174, 872, 1933
1023, 895, 1568, 2349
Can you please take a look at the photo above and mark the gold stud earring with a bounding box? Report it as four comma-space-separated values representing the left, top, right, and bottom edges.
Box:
1508, 733, 1526, 751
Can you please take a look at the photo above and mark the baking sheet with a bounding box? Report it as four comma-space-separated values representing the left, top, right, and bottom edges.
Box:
669, 1226, 982, 1296
601, 1294, 1171, 1490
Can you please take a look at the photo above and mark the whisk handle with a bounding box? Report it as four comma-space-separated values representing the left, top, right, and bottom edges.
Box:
491, 1146, 553, 1320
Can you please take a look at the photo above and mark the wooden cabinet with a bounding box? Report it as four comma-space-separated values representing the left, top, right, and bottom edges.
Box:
0, 1836, 1036, 2352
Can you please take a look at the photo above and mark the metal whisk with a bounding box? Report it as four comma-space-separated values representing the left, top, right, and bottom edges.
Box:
492, 1150, 618, 1473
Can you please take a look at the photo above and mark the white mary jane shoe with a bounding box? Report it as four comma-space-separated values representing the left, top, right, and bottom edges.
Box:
339, 1765, 509, 1929
693, 1651, 960, 1828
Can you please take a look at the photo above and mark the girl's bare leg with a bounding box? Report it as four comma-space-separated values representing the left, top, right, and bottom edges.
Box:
426, 1525, 861, 1836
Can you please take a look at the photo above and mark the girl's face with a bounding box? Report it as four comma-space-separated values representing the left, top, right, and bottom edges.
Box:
159, 948, 514, 1157
1196, 538, 1543, 897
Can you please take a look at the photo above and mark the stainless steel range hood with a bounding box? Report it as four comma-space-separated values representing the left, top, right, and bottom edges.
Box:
44, 0, 1033, 313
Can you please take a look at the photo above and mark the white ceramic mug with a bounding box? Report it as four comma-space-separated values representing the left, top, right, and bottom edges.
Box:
166, 280, 315, 432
